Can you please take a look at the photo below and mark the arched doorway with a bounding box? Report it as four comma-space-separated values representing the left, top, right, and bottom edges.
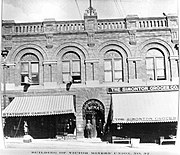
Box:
82, 99, 105, 138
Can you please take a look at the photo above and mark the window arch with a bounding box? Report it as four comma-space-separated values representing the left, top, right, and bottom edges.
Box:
20, 53, 39, 85
104, 50, 123, 82
146, 48, 166, 80
62, 52, 81, 83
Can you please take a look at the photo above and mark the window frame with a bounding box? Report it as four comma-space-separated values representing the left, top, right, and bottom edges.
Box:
21, 61, 39, 85
104, 57, 123, 82
62, 57, 81, 84
145, 49, 166, 81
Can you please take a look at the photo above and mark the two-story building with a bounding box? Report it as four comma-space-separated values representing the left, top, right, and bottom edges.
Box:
1, 7, 179, 143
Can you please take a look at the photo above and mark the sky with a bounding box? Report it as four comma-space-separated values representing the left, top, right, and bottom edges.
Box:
1, 0, 178, 23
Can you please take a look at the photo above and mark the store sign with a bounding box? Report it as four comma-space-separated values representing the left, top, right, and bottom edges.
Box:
113, 116, 177, 123
2, 109, 74, 117
108, 85, 179, 94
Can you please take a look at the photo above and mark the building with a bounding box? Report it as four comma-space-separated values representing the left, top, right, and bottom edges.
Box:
1, 6, 179, 143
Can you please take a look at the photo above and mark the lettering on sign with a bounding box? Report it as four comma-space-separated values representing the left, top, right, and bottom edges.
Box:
113, 117, 177, 123
108, 85, 179, 94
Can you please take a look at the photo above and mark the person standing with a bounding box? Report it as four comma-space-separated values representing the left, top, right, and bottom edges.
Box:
85, 120, 93, 138
96, 119, 103, 138
24, 121, 28, 135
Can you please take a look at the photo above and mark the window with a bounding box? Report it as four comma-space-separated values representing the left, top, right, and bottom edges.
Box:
146, 49, 166, 80
20, 53, 39, 85
176, 59, 179, 77
62, 52, 81, 83
104, 50, 123, 82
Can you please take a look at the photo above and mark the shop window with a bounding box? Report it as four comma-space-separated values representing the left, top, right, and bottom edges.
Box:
104, 50, 123, 82
62, 52, 81, 83
20, 53, 39, 85
146, 49, 166, 80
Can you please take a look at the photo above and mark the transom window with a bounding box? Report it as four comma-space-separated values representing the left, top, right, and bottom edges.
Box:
21, 53, 39, 85
104, 50, 123, 82
146, 49, 166, 80
62, 52, 81, 83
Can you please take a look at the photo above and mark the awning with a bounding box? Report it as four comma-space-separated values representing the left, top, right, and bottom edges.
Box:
112, 91, 178, 123
2, 95, 75, 117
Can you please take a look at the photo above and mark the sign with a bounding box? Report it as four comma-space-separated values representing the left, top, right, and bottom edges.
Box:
108, 85, 179, 94
2, 109, 74, 117
113, 116, 178, 123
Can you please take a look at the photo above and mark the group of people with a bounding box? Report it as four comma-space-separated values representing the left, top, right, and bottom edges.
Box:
85, 119, 104, 138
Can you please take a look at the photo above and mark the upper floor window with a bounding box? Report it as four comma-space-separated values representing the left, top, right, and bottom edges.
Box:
62, 52, 81, 83
146, 49, 166, 80
104, 50, 123, 82
21, 53, 39, 85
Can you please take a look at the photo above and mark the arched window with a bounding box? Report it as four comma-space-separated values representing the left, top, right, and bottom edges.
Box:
104, 50, 123, 82
62, 52, 81, 83
146, 49, 166, 80
20, 53, 39, 85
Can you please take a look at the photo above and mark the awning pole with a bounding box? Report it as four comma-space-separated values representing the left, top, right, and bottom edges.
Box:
14, 117, 22, 137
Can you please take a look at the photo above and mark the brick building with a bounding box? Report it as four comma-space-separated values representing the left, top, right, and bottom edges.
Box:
1, 7, 179, 143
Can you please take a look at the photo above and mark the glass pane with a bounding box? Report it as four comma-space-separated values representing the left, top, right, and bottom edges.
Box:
147, 49, 163, 57
63, 73, 70, 82
175, 60, 179, 77
63, 61, 70, 72
114, 71, 122, 80
104, 60, 112, 70
21, 63, 29, 73
31, 63, 39, 73
147, 70, 154, 80
31, 74, 39, 84
146, 58, 154, 69
21, 74, 28, 83
157, 69, 165, 79
72, 60, 80, 72
105, 71, 112, 82
114, 59, 122, 70
72, 75, 81, 83
156, 58, 164, 69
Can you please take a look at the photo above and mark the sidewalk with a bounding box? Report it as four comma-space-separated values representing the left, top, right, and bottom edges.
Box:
1, 137, 179, 155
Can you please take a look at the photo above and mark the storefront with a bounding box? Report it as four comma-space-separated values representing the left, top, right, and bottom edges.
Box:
107, 85, 179, 143
3, 95, 76, 139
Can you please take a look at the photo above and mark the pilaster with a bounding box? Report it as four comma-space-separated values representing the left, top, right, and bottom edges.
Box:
125, 15, 139, 45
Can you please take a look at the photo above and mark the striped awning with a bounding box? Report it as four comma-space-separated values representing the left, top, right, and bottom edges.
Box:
112, 91, 178, 123
2, 95, 75, 117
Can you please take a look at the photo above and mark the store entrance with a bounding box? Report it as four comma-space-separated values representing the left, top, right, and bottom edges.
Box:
4, 114, 76, 139
83, 99, 105, 138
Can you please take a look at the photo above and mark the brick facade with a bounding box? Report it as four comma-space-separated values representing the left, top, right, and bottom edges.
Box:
1, 11, 179, 139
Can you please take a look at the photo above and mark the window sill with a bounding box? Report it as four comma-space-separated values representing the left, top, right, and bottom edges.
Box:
146, 80, 174, 85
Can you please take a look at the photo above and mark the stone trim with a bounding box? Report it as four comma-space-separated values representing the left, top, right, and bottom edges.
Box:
9, 44, 47, 62
127, 58, 142, 61
138, 38, 174, 57
98, 40, 132, 57
43, 61, 57, 65
85, 58, 99, 63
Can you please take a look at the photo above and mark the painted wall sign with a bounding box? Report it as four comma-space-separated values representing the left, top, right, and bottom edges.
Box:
108, 85, 179, 94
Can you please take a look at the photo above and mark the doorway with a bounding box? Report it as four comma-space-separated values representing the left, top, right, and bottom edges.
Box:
82, 99, 105, 138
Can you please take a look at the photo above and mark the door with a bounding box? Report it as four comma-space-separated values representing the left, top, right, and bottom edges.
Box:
83, 99, 105, 138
